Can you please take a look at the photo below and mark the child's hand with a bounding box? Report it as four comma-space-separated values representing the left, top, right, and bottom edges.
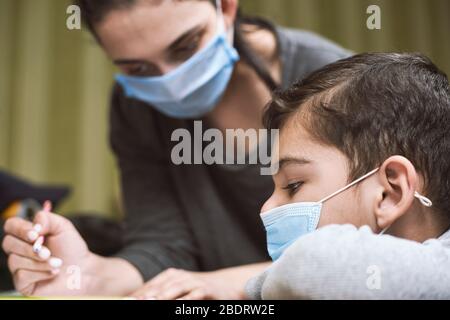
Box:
2, 209, 91, 296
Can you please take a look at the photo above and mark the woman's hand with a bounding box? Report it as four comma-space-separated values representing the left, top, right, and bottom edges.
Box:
131, 263, 271, 300
2, 209, 144, 297
2, 208, 92, 296
131, 269, 239, 300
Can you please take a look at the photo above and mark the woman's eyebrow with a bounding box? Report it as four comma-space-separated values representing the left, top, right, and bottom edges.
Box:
113, 25, 205, 65
167, 24, 205, 51
113, 59, 147, 65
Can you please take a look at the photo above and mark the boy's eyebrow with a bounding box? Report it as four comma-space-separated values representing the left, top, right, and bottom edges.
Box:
113, 25, 204, 65
277, 157, 312, 170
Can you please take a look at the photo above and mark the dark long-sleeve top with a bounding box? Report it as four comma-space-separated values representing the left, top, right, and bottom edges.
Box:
111, 27, 351, 281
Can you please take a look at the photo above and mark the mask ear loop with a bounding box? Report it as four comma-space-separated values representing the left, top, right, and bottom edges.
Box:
215, 0, 225, 32
216, 0, 223, 13
318, 168, 381, 204
380, 192, 433, 235
414, 191, 433, 207
314, 167, 433, 235
215, 0, 234, 42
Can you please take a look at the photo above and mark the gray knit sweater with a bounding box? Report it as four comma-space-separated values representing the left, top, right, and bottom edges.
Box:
246, 224, 450, 299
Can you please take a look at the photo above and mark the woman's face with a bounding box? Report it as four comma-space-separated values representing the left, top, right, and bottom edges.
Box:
95, 0, 220, 77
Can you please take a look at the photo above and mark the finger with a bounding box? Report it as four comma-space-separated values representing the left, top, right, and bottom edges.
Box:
8, 254, 62, 274
2, 235, 52, 262
132, 286, 158, 300
148, 268, 183, 287
157, 280, 199, 300
178, 288, 208, 300
142, 274, 193, 300
33, 210, 71, 236
133, 268, 183, 296
132, 281, 168, 300
131, 269, 186, 299
19, 283, 36, 297
14, 269, 57, 294
3, 217, 37, 243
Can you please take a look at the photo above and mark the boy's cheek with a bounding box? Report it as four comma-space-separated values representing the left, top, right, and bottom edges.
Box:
318, 197, 366, 228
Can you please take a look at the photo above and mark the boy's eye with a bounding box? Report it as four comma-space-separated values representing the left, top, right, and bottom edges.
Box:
282, 181, 304, 196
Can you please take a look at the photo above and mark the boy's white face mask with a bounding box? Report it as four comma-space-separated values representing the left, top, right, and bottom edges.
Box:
261, 168, 433, 261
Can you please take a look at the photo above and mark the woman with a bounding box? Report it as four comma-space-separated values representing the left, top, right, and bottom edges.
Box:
2, 0, 349, 299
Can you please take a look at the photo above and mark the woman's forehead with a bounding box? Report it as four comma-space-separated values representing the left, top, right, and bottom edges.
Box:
96, 0, 215, 60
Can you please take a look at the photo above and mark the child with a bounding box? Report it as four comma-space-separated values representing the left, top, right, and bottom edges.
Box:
246, 53, 450, 299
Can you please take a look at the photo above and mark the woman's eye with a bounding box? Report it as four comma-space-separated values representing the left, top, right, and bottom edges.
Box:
170, 37, 201, 62
127, 65, 150, 76
282, 182, 304, 196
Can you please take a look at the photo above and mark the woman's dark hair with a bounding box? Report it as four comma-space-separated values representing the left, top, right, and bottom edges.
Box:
74, 0, 280, 91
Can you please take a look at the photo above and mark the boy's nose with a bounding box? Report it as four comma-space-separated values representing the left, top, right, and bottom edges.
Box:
260, 196, 278, 214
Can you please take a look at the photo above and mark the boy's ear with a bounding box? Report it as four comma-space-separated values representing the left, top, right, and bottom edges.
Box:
374, 156, 418, 231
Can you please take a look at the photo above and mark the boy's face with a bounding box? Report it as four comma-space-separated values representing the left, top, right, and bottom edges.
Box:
262, 117, 381, 231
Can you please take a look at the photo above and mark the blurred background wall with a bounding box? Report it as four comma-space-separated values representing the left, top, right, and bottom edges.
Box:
0, 0, 449, 217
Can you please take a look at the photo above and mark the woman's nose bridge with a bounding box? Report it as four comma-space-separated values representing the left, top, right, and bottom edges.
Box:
144, 58, 179, 76
158, 61, 180, 75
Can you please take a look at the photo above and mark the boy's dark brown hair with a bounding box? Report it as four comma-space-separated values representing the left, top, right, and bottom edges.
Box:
264, 53, 450, 216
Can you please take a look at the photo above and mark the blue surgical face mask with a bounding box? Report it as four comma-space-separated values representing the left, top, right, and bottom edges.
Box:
115, 1, 239, 119
261, 168, 433, 261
